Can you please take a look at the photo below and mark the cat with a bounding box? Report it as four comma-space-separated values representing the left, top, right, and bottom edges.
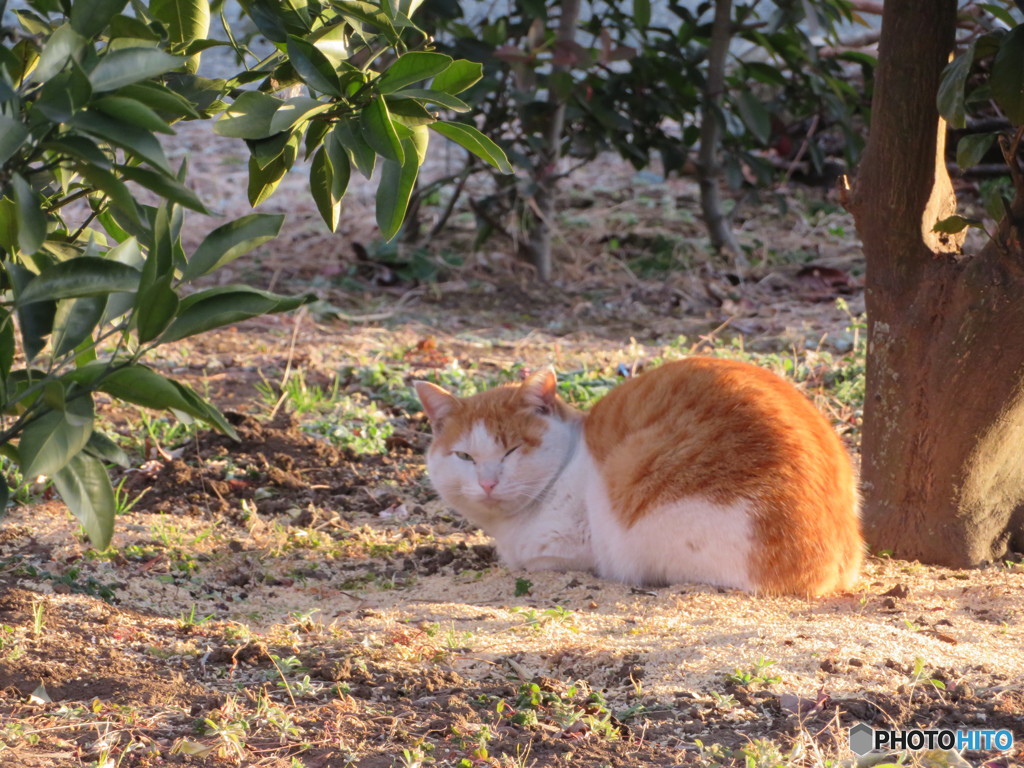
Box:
415, 357, 863, 596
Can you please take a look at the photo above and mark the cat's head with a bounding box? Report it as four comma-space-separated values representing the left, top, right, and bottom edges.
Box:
414, 370, 581, 525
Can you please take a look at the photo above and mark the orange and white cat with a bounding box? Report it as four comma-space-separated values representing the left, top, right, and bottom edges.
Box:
415, 358, 862, 596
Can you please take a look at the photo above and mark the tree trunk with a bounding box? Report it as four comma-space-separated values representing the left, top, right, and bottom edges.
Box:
851, 0, 1024, 565
696, 0, 744, 260
523, 0, 581, 282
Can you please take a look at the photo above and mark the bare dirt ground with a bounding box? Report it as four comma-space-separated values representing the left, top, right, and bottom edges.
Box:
1, 139, 1022, 768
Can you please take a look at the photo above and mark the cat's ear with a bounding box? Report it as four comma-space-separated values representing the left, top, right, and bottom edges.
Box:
414, 381, 458, 428
521, 367, 558, 415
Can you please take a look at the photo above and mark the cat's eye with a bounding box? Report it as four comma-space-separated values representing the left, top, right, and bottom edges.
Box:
503, 446, 520, 459
454, 451, 474, 462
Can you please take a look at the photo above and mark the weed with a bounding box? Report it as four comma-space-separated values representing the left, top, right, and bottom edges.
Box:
0, 457, 47, 506
113, 477, 149, 516
203, 715, 248, 761
30, 600, 45, 636
906, 657, 946, 697
708, 691, 739, 710
395, 746, 431, 768
514, 577, 533, 597
288, 608, 323, 633
178, 605, 214, 631
741, 738, 793, 768
122, 410, 199, 459
726, 657, 782, 688
501, 681, 621, 740
510, 605, 576, 631
304, 395, 395, 454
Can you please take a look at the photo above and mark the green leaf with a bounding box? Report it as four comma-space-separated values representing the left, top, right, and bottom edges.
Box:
183, 213, 285, 280
134, 281, 179, 343
52, 297, 105, 357
69, 0, 128, 38
633, 0, 650, 27
981, 4, 1018, 29
83, 430, 130, 468
73, 110, 171, 171
333, 0, 397, 37
334, 119, 376, 179
249, 130, 298, 170
937, 42, 976, 130
52, 453, 114, 548
34, 63, 93, 123
310, 141, 350, 232
116, 82, 202, 120
19, 396, 94, 478
361, 97, 404, 164
214, 90, 284, 139
386, 97, 437, 126
379, 51, 453, 94
390, 88, 470, 113
956, 132, 994, 169
286, 35, 341, 96
743, 61, 787, 87
89, 48, 186, 93
76, 164, 141, 223
0, 115, 29, 166
7, 263, 55, 362
117, 165, 208, 213
151, 0, 211, 73
376, 135, 420, 241
932, 215, 971, 234
169, 381, 237, 438
992, 28, 1024, 125
247, 155, 288, 207
94, 96, 175, 134
160, 286, 315, 343
44, 136, 111, 169
245, 132, 298, 206
12, 173, 46, 256
95, 364, 197, 413
0, 310, 13, 381
430, 60, 483, 96
16, 258, 141, 306
734, 91, 772, 145
429, 121, 512, 173
268, 96, 331, 134
31, 24, 87, 84
0, 478, 7, 514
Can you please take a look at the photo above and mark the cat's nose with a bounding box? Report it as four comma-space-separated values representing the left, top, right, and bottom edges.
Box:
479, 479, 498, 495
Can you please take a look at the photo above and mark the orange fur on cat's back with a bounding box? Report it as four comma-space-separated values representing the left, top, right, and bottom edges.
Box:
585, 358, 862, 596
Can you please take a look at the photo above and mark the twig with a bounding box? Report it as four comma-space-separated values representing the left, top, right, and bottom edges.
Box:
427, 166, 472, 240
782, 115, 821, 185
268, 307, 307, 421
266, 653, 297, 708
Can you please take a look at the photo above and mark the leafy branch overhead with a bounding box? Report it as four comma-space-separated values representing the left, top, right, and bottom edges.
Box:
938, 16, 1024, 220
210, 2, 511, 240
0, 0, 507, 547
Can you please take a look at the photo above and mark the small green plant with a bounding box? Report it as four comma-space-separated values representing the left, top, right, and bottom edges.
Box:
708, 691, 739, 710
726, 657, 782, 688
177, 605, 214, 631
501, 681, 620, 740
113, 477, 150, 516
510, 605, 576, 631
906, 657, 946, 696
203, 716, 248, 761
30, 601, 45, 636
396, 746, 430, 768
514, 577, 533, 597
740, 738, 791, 768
